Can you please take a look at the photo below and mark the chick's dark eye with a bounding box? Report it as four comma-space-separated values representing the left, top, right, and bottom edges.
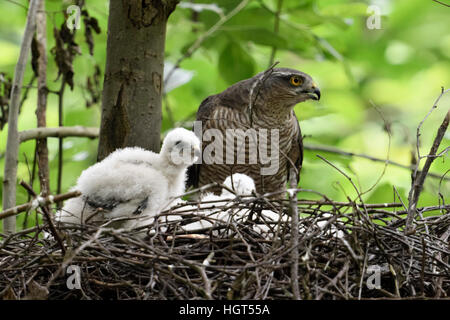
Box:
290, 76, 303, 86
175, 140, 182, 146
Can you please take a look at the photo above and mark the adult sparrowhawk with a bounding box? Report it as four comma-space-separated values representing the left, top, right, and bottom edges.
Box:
187, 67, 320, 197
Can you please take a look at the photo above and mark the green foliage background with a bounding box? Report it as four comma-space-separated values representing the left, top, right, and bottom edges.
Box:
0, 0, 449, 231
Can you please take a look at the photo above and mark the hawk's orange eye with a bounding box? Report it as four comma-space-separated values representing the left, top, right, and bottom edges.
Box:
290, 76, 302, 86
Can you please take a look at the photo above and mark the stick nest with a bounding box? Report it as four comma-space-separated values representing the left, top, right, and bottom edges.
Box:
1, 195, 449, 300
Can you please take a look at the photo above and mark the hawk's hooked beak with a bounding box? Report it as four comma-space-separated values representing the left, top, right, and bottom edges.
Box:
308, 84, 321, 101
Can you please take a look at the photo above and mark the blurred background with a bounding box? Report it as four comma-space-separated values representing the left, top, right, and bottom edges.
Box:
0, 0, 449, 230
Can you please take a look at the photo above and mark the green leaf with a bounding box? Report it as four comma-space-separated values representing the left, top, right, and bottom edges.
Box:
223, 28, 289, 48
320, 3, 369, 17
365, 183, 402, 205
218, 41, 255, 84
295, 103, 332, 120
278, 21, 317, 50
283, 0, 314, 10
304, 148, 352, 168
224, 7, 274, 28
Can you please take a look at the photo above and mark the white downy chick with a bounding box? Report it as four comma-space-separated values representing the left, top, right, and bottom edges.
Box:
254, 211, 345, 240
251, 208, 287, 237
221, 173, 256, 197
179, 173, 256, 234
56, 128, 200, 235
315, 213, 345, 239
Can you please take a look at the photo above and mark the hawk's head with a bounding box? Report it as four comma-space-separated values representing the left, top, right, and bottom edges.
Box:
258, 68, 320, 108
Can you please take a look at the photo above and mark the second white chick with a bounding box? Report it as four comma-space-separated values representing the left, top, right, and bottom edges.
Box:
254, 211, 345, 240
180, 173, 256, 234
56, 128, 200, 234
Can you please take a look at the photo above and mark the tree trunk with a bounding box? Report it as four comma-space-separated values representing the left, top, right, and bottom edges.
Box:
2, 0, 39, 234
97, 0, 178, 161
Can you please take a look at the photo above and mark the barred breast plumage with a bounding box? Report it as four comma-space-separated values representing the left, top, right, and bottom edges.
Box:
187, 68, 320, 197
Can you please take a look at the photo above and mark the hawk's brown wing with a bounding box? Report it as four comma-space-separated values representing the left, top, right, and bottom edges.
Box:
186, 96, 213, 189
186, 79, 253, 189
186, 162, 200, 188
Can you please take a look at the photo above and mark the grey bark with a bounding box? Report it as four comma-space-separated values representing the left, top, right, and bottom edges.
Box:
36, 0, 50, 200
2, 0, 39, 234
97, 0, 178, 161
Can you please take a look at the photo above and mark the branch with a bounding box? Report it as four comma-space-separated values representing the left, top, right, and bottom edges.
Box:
303, 143, 449, 181
268, 0, 283, 67
19, 126, 99, 142
316, 155, 372, 226
288, 169, 300, 300
18, 181, 66, 254
431, 0, 450, 7
406, 108, 450, 234
361, 102, 392, 195
2, 0, 39, 234
248, 61, 280, 127
0, 190, 81, 220
164, 0, 251, 85
19, 75, 36, 114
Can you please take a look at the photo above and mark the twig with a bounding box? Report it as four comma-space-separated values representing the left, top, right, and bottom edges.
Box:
56, 76, 67, 206
46, 227, 105, 289
195, 252, 215, 300
358, 244, 369, 300
406, 89, 449, 234
316, 155, 371, 225
18, 181, 66, 255
303, 143, 449, 181
431, 0, 450, 7
19, 126, 99, 142
361, 102, 392, 195
23, 150, 36, 229
19, 75, 36, 113
5, 0, 28, 10
248, 61, 279, 127
318, 261, 350, 300
421, 237, 426, 296
0, 190, 81, 220
288, 169, 300, 300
